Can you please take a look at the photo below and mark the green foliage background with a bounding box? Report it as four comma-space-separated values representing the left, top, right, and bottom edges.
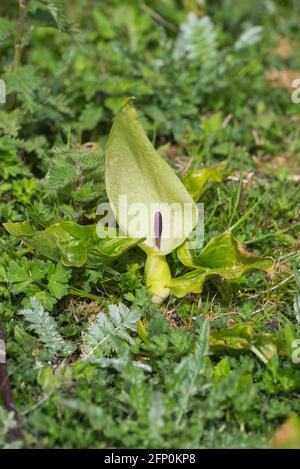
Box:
0, 0, 300, 449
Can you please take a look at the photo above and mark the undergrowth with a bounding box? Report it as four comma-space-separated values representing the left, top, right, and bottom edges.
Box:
0, 0, 300, 449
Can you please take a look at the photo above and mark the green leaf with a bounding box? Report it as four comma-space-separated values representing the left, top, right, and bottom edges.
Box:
169, 231, 274, 297
46, 222, 90, 267
82, 303, 141, 358
4, 221, 34, 237
105, 99, 198, 255
7, 258, 47, 295
5, 66, 41, 113
92, 9, 116, 39
30, 290, 58, 311
179, 230, 273, 272
214, 357, 231, 382
0, 18, 14, 43
0, 110, 22, 137
173, 14, 217, 68
234, 26, 263, 50
210, 324, 254, 351
29, 0, 70, 31
19, 297, 75, 357
4, 221, 62, 263
168, 268, 208, 297
44, 145, 104, 207
209, 323, 279, 365
47, 262, 71, 299
183, 164, 228, 201
4, 221, 140, 269
0, 265, 8, 282
78, 104, 104, 131
170, 319, 210, 423
14, 325, 37, 352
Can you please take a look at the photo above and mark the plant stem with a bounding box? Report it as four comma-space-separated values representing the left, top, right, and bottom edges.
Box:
140, 3, 178, 32
250, 345, 269, 365
69, 287, 104, 303
13, 0, 30, 71
245, 222, 300, 246
228, 173, 243, 228
144, 251, 171, 304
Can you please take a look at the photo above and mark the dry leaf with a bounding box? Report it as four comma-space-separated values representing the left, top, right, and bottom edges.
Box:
266, 68, 300, 91
273, 37, 292, 60
270, 416, 300, 448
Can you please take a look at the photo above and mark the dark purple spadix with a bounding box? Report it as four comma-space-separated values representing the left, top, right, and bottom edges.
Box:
154, 211, 162, 249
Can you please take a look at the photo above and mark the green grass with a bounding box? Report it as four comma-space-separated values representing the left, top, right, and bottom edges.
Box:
0, 0, 300, 449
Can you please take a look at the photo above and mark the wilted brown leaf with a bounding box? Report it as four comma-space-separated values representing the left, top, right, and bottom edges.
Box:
270, 416, 300, 448
254, 154, 300, 176
266, 68, 300, 91
273, 37, 292, 60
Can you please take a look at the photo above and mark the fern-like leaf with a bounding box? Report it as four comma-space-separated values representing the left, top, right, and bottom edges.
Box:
234, 26, 263, 50
82, 303, 141, 359
5, 66, 41, 113
173, 14, 217, 68
170, 319, 210, 423
0, 17, 14, 44
44, 145, 105, 206
19, 297, 74, 357
29, 0, 70, 31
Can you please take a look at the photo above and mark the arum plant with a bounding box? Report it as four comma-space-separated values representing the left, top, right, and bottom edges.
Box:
105, 99, 198, 303
105, 100, 273, 302
4, 100, 274, 305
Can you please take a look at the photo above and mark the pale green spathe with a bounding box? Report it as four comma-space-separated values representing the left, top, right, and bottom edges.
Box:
105, 99, 198, 255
